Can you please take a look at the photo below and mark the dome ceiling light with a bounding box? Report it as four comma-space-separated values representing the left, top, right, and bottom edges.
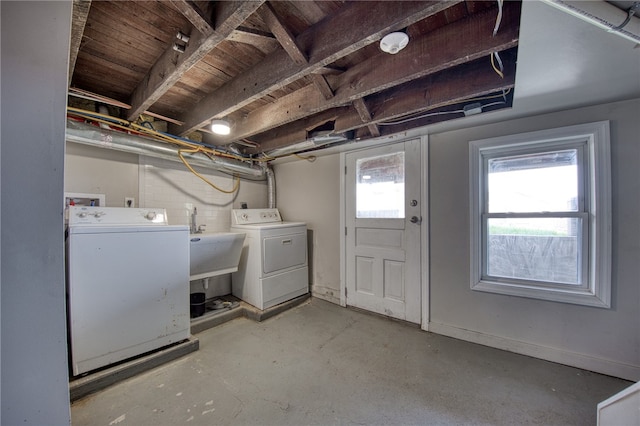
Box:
379, 31, 409, 54
210, 119, 231, 135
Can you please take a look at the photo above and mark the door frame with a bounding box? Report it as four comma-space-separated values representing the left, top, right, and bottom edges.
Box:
340, 134, 430, 331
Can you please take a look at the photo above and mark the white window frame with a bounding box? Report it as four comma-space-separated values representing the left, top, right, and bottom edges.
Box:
469, 121, 611, 308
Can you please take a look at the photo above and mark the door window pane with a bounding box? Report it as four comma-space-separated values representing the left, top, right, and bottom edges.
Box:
356, 152, 404, 218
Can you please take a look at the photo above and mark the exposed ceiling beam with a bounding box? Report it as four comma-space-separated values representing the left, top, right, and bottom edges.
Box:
311, 74, 334, 100
247, 52, 517, 154
258, 3, 307, 65
69, 0, 92, 86
221, 2, 521, 144
243, 108, 348, 153
172, 1, 462, 135
353, 98, 380, 137
340, 54, 517, 135
126, 0, 264, 121
228, 26, 278, 53
170, 0, 214, 36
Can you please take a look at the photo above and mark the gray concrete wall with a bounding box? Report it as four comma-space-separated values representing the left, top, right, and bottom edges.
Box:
429, 98, 640, 380
1, 1, 72, 423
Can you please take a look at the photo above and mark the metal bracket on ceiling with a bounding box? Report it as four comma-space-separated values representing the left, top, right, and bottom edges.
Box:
609, 2, 640, 32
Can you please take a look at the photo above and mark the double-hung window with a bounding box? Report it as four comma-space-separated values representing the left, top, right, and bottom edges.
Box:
469, 121, 611, 307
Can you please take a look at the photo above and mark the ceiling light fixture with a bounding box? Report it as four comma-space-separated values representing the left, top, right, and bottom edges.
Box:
210, 119, 231, 135
380, 31, 409, 54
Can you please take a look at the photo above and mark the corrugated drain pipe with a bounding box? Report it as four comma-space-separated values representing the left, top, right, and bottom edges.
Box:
265, 165, 276, 208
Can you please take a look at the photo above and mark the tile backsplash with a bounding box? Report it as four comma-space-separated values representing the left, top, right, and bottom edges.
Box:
139, 155, 268, 231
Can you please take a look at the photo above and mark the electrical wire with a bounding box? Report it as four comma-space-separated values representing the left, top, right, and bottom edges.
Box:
377, 90, 510, 126
178, 148, 241, 194
610, 2, 639, 32
491, 51, 504, 79
66, 106, 265, 194
493, 0, 504, 36
66, 106, 271, 163
490, 1, 505, 80
293, 153, 317, 162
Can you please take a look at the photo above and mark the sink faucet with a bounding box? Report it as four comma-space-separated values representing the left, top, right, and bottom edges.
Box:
190, 207, 197, 233
190, 207, 206, 233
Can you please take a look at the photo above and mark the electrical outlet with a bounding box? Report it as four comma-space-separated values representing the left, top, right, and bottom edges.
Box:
124, 197, 135, 208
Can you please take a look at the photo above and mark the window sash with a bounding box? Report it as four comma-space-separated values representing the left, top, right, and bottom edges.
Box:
480, 212, 590, 290
469, 121, 611, 308
482, 142, 587, 214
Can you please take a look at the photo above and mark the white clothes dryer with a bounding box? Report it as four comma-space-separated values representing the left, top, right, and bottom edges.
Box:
230, 209, 308, 310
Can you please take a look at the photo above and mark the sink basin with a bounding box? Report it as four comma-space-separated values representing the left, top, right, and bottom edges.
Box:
189, 232, 245, 281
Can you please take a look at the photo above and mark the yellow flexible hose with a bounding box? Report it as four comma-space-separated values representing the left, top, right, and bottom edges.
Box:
178, 148, 240, 194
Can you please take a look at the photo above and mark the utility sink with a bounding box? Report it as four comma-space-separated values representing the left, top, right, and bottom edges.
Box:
189, 232, 245, 281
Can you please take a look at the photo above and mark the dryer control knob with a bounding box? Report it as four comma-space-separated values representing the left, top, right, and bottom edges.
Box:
145, 212, 157, 220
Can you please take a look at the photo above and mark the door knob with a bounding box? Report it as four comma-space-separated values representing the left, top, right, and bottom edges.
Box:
410, 216, 422, 225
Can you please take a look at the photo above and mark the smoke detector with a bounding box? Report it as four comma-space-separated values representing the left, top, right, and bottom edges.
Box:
380, 32, 409, 54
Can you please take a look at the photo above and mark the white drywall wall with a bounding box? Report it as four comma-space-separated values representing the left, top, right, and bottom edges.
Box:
429, 98, 640, 380
274, 155, 342, 303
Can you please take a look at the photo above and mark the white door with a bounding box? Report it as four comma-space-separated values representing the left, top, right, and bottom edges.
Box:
345, 139, 422, 323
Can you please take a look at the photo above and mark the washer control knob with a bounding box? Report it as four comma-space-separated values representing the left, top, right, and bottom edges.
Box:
78, 212, 87, 218
145, 212, 157, 220
241, 213, 249, 221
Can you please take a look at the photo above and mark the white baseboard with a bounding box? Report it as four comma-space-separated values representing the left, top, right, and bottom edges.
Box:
429, 322, 640, 382
311, 287, 341, 305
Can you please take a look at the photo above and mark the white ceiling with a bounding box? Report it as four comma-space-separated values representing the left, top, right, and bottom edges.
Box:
515, 0, 640, 112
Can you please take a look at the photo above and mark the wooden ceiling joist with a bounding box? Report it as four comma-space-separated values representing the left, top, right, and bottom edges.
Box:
248, 53, 517, 154
69, 0, 92, 86
311, 74, 334, 100
215, 2, 520, 145
258, 3, 307, 65
126, 0, 264, 121
172, 1, 462, 136
169, 0, 214, 36
228, 27, 279, 53
353, 98, 380, 137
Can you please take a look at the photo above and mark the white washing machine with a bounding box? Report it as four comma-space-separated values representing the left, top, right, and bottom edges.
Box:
231, 209, 308, 310
66, 206, 190, 375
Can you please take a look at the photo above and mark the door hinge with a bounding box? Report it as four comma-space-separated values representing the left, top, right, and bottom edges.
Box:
344, 165, 347, 175
345, 287, 348, 297
345, 227, 347, 236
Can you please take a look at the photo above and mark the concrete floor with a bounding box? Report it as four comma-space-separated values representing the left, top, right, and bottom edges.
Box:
71, 298, 631, 425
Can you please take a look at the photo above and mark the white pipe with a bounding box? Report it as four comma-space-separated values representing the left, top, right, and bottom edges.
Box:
541, 0, 640, 44
98, 105, 110, 130
66, 120, 266, 179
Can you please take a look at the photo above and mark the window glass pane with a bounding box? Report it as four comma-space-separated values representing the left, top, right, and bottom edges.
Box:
488, 150, 578, 213
356, 152, 405, 218
487, 217, 581, 284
